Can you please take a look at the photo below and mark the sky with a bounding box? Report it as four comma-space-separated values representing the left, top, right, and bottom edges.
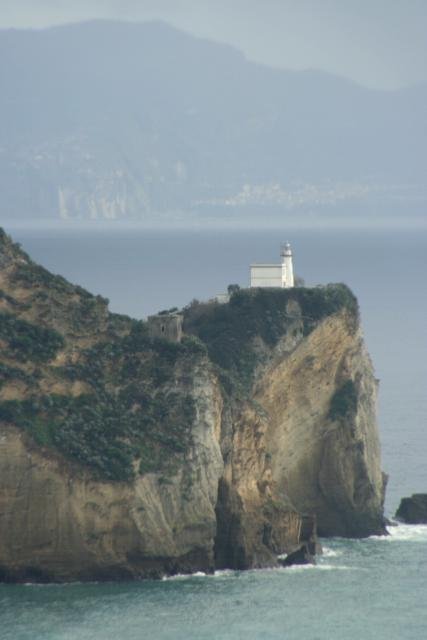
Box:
0, 0, 426, 90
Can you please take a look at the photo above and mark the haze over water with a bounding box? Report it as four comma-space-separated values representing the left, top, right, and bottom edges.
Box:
1, 224, 426, 639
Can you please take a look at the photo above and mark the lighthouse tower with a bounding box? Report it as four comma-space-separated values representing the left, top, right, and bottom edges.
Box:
281, 242, 294, 288
250, 242, 295, 288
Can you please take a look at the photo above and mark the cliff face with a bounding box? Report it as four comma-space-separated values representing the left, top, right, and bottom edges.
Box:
0, 229, 386, 581
0, 362, 223, 582
257, 311, 385, 537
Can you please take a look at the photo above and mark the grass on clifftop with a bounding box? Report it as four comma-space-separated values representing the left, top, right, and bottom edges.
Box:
184, 284, 358, 391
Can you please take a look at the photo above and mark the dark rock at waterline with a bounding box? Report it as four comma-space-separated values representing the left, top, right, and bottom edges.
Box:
395, 494, 427, 524
278, 543, 316, 567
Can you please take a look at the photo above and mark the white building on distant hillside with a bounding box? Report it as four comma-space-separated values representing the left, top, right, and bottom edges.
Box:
250, 243, 294, 288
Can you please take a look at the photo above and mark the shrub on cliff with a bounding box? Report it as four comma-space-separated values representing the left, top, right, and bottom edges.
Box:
184, 284, 358, 390
0, 363, 32, 388
0, 313, 201, 482
0, 388, 196, 482
0, 313, 65, 362
295, 284, 358, 334
328, 380, 358, 421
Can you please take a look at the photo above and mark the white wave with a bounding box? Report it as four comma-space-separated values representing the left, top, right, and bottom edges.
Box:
283, 563, 351, 572
278, 563, 315, 572
162, 571, 208, 581
321, 546, 342, 558
387, 523, 427, 541
370, 523, 427, 542
162, 569, 235, 581
213, 569, 236, 578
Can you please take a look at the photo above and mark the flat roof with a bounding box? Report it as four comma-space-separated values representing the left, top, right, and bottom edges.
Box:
250, 263, 281, 268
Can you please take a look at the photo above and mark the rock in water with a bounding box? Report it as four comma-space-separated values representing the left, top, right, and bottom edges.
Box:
278, 515, 318, 567
278, 544, 315, 567
0, 228, 387, 581
395, 494, 427, 524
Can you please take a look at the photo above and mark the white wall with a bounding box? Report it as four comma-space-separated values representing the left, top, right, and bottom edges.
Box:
250, 265, 282, 288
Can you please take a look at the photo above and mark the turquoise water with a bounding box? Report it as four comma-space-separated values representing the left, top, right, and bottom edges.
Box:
1, 226, 426, 637
1, 525, 426, 640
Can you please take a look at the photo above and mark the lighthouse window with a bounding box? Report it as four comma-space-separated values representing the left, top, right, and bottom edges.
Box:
161, 325, 165, 333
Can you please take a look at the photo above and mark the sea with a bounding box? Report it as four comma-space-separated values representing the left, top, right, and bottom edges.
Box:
1, 223, 426, 639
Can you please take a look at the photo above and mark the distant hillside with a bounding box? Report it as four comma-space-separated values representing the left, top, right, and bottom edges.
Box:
0, 20, 426, 222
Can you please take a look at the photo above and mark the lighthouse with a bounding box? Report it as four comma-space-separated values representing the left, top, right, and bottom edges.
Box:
250, 243, 295, 288
281, 242, 294, 288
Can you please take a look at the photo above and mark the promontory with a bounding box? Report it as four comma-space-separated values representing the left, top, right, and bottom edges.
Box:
0, 228, 387, 582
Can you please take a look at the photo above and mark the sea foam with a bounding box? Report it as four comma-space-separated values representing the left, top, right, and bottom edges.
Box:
386, 523, 427, 541
368, 522, 427, 542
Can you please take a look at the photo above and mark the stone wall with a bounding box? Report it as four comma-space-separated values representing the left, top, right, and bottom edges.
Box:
147, 314, 183, 342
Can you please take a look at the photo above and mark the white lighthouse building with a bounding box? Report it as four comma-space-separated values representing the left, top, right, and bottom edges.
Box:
250, 242, 295, 289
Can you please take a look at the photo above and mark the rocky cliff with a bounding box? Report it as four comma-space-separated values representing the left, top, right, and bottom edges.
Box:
0, 229, 386, 581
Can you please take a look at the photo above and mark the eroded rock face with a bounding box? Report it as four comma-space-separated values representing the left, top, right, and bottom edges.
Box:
211, 306, 386, 576
257, 311, 387, 537
0, 362, 224, 582
214, 402, 305, 570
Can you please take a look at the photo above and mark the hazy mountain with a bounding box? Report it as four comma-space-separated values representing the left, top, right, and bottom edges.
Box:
0, 20, 426, 222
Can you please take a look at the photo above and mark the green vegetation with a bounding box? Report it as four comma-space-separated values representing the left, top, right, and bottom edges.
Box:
12, 262, 109, 315
158, 307, 179, 315
0, 320, 201, 482
10, 258, 110, 332
0, 313, 65, 362
328, 380, 358, 421
184, 289, 292, 387
13, 262, 72, 292
63, 320, 204, 386
0, 363, 32, 388
292, 284, 358, 335
13, 262, 91, 298
0, 233, 361, 484
0, 386, 196, 482
0, 230, 204, 483
0, 289, 18, 306
227, 284, 240, 295
184, 284, 358, 391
